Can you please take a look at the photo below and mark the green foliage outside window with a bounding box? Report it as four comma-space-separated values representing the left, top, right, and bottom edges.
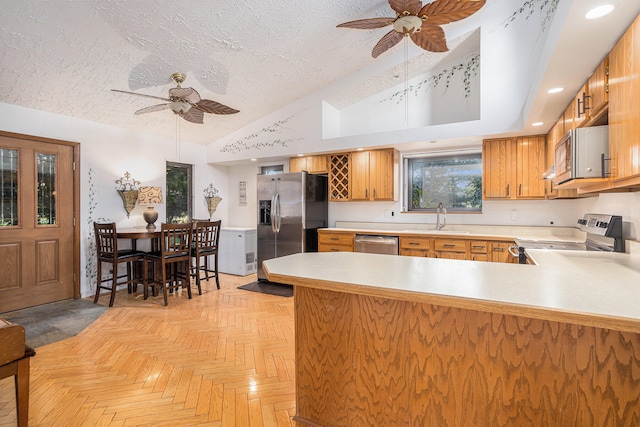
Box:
166, 162, 192, 223
407, 154, 482, 212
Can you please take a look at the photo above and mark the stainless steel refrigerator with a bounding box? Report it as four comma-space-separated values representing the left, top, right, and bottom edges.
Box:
257, 172, 328, 282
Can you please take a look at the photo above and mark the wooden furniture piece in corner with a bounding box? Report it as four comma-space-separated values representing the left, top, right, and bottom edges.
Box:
0, 318, 35, 427
94, 222, 147, 307
191, 220, 222, 293
145, 222, 194, 306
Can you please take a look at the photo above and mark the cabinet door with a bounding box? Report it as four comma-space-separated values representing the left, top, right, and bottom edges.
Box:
609, 15, 640, 180
573, 84, 588, 128
482, 139, 514, 199
318, 232, 354, 252
434, 251, 466, 260
350, 151, 370, 200
563, 99, 576, 132
587, 56, 609, 120
369, 149, 395, 200
307, 155, 328, 174
515, 136, 546, 199
491, 242, 517, 263
290, 157, 307, 173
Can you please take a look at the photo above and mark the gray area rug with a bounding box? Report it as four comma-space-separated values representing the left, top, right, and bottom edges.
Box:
237, 281, 293, 297
1, 299, 108, 348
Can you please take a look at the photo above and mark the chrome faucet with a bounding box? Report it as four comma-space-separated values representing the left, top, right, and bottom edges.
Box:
436, 202, 447, 230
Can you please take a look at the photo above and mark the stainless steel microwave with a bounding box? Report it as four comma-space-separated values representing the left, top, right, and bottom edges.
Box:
554, 125, 608, 184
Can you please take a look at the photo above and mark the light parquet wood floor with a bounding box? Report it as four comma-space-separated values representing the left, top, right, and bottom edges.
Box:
0, 274, 296, 426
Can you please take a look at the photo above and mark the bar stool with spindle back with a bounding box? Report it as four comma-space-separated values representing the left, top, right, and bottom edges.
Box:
93, 222, 147, 307
191, 220, 222, 294
144, 222, 194, 306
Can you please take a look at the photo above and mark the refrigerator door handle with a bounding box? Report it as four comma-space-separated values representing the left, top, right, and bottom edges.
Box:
270, 194, 277, 233
274, 192, 282, 232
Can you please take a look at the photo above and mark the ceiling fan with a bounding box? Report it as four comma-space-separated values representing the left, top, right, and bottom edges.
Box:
112, 72, 239, 124
337, 0, 486, 58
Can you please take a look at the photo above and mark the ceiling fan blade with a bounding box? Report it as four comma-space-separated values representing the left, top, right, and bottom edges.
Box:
337, 17, 396, 30
419, 0, 486, 25
112, 89, 170, 102
388, 0, 422, 15
372, 30, 404, 58
411, 23, 448, 52
182, 107, 204, 124
169, 87, 202, 104
134, 104, 170, 115
195, 99, 240, 115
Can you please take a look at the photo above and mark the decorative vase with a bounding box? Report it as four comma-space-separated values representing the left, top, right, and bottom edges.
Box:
117, 189, 138, 218
205, 196, 222, 219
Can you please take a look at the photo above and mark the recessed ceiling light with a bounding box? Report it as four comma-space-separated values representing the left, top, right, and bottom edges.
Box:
586, 4, 614, 19
547, 87, 564, 94
532, 122, 544, 127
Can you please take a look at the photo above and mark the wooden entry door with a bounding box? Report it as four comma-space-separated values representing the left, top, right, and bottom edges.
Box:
0, 132, 77, 313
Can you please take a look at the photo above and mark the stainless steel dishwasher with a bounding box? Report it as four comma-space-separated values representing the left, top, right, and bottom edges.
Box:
354, 234, 399, 255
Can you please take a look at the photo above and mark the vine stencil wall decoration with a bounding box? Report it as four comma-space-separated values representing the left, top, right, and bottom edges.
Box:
503, 0, 560, 31
85, 167, 110, 291
220, 114, 301, 154
381, 54, 480, 105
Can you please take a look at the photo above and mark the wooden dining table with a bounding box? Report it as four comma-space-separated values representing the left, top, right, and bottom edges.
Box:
116, 227, 161, 251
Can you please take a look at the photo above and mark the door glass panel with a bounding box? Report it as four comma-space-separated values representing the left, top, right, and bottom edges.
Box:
0, 148, 19, 226
37, 152, 57, 225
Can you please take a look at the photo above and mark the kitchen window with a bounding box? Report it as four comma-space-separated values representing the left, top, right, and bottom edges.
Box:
404, 153, 482, 212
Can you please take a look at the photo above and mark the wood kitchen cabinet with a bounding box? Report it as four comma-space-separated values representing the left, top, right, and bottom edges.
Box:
608, 14, 640, 183
482, 136, 546, 200
469, 240, 488, 262
585, 56, 609, 123
399, 236, 431, 257
328, 149, 397, 202
433, 239, 467, 260
545, 119, 578, 199
318, 231, 354, 252
289, 155, 328, 174
490, 241, 517, 263
351, 149, 396, 201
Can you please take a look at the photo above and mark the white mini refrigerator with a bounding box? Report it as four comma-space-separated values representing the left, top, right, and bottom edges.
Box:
219, 227, 257, 276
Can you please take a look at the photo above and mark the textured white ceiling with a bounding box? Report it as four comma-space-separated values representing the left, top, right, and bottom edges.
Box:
0, 0, 639, 149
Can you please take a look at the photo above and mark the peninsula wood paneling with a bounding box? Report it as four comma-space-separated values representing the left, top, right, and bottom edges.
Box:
294, 287, 640, 426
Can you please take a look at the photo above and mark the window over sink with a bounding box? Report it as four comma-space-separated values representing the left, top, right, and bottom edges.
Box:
403, 152, 482, 213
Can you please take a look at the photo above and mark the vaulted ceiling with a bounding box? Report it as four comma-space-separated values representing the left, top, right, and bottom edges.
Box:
1, 0, 639, 161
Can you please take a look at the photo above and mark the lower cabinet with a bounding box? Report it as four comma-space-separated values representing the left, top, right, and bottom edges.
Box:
318, 232, 354, 252
319, 230, 516, 263
433, 239, 467, 260
399, 236, 431, 257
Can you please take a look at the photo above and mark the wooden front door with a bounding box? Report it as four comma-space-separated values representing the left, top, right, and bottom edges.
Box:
0, 132, 78, 312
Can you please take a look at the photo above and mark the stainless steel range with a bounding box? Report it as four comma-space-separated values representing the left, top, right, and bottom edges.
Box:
510, 214, 624, 264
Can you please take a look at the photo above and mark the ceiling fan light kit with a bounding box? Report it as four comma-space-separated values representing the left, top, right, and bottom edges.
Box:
112, 72, 239, 124
337, 0, 486, 58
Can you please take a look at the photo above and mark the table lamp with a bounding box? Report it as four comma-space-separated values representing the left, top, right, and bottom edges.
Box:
137, 186, 163, 229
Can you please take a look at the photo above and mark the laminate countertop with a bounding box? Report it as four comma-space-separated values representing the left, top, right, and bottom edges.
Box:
263, 249, 640, 334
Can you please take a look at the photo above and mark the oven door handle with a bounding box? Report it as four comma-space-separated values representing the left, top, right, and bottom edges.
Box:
508, 245, 520, 258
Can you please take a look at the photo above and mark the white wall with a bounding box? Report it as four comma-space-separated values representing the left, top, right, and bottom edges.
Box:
0, 102, 229, 298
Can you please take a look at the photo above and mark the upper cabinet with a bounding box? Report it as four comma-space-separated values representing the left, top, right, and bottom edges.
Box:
609, 14, 640, 183
289, 155, 328, 174
586, 56, 609, 122
327, 148, 398, 202
482, 136, 546, 200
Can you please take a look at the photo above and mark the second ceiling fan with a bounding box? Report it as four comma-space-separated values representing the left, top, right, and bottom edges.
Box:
337, 0, 486, 58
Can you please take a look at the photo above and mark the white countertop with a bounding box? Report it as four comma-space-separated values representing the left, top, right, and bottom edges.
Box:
264, 248, 640, 333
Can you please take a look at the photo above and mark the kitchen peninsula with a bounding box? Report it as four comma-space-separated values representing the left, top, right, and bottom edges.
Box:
264, 250, 640, 426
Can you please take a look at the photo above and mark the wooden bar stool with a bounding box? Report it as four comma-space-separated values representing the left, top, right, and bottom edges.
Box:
94, 222, 148, 307
191, 220, 222, 293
